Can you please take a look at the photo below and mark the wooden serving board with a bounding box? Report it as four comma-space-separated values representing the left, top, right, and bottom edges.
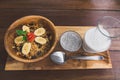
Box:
5, 26, 112, 70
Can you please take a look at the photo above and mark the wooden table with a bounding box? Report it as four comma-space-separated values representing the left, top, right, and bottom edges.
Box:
0, 0, 120, 80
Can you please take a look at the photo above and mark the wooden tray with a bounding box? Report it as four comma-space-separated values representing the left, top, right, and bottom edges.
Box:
5, 26, 112, 70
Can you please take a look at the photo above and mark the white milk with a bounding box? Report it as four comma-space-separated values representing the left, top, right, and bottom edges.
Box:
83, 27, 111, 53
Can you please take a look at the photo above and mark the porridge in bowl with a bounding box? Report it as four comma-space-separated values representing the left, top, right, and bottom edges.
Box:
4, 15, 57, 62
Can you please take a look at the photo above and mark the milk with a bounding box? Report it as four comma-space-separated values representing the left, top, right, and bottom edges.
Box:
83, 27, 111, 53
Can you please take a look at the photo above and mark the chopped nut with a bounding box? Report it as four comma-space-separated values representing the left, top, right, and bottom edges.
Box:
12, 46, 15, 48
16, 52, 21, 56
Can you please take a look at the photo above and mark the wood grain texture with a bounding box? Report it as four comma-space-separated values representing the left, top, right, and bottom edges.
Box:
0, 0, 120, 80
0, 0, 120, 10
5, 26, 112, 70
0, 9, 120, 28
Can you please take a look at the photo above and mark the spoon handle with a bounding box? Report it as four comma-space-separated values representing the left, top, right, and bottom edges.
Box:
70, 56, 104, 60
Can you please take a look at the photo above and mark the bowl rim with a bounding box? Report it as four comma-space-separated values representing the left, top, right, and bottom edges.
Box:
4, 15, 57, 63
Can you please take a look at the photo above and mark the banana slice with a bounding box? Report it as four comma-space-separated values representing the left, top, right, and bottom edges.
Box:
35, 37, 47, 45
22, 25, 30, 32
34, 28, 45, 36
14, 36, 24, 45
22, 43, 31, 55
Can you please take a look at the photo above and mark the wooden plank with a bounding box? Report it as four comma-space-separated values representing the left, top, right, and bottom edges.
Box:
0, 69, 115, 80
0, 9, 120, 28
0, 0, 119, 10
5, 26, 112, 70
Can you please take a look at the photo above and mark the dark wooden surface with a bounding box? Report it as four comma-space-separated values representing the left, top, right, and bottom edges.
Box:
0, 0, 120, 80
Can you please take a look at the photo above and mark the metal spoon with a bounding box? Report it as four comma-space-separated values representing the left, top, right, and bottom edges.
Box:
50, 51, 104, 64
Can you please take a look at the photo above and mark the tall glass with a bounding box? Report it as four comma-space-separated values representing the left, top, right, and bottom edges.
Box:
83, 16, 120, 53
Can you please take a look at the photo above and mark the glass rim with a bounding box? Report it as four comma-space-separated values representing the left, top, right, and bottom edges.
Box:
97, 16, 120, 38
60, 31, 82, 52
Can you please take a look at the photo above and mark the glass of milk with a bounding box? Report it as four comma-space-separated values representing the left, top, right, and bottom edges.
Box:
83, 16, 120, 53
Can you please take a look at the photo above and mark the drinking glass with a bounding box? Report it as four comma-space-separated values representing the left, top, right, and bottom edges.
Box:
83, 16, 120, 53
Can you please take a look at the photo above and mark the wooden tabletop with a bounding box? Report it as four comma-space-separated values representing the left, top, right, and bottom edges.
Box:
0, 0, 120, 80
